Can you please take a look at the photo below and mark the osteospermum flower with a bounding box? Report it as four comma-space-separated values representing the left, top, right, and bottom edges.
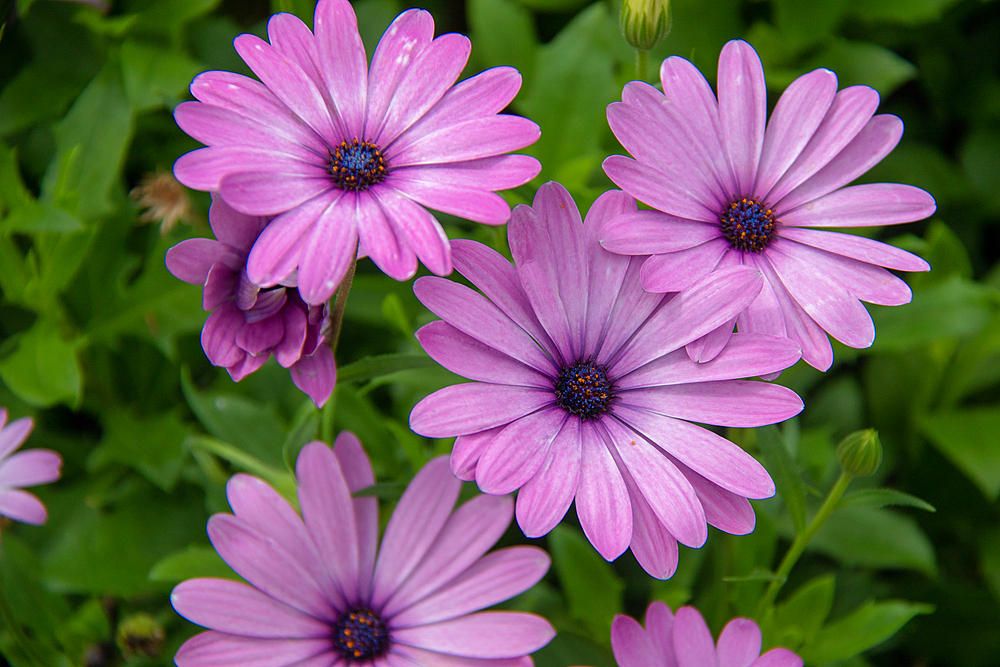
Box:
172, 435, 555, 667
409, 182, 804, 578
601, 39, 936, 370
612, 602, 802, 667
173, 0, 541, 305
166, 197, 335, 407
0, 409, 62, 528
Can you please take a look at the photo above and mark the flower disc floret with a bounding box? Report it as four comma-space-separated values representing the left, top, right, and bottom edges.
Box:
720, 197, 775, 252
555, 360, 615, 420
330, 140, 387, 191
333, 609, 389, 661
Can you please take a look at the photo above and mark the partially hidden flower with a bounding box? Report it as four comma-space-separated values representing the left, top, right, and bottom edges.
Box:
409, 182, 804, 579
166, 197, 336, 407
173, 0, 541, 305
171, 435, 555, 667
0, 409, 62, 528
612, 603, 802, 667
601, 39, 935, 370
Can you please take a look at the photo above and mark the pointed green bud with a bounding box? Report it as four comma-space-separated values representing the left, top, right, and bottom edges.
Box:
836, 429, 882, 478
620, 0, 670, 51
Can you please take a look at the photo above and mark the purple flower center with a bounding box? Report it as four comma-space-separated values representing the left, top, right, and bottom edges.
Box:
332, 608, 390, 662
555, 360, 615, 420
329, 139, 388, 191
720, 197, 776, 252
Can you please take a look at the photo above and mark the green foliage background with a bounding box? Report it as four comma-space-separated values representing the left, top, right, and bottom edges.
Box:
0, 0, 998, 665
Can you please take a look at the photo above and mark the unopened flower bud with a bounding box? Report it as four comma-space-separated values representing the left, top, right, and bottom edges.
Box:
116, 613, 165, 660
836, 429, 882, 478
620, 0, 670, 51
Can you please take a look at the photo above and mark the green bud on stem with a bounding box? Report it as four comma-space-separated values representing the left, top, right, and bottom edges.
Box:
620, 0, 670, 51
836, 428, 883, 478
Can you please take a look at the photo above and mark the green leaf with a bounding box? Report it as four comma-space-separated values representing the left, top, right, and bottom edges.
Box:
2, 202, 83, 233
847, 0, 960, 24
771, 0, 847, 51
131, 0, 221, 35
838, 488, 936, 513
0, 143, 33, 211
798, 600, 934, 664
771, 574, 836, 651
809, 506, 937, 576
921, 408, 1000, 501
337, 353, 436, 384
41, 63, 133, 219
804, 40, 917, 97
469, 0, 538, 88
88, 409, 190, 491
757, 425, 808, 534
0, 322, 82, 407
516, 0, 592, 10
0, 61, 90, 138
960, 128, 1000, 214
352, 0, 400, 56
282, 399, 321, 470
148, 545, 242, 583
120, 40, 202, 113
548, 524, 624, 644
54, 599, 110, 663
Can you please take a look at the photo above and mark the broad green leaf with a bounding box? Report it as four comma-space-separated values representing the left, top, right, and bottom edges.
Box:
838, 488, 936, 513
41, 63, 133, 220
0, 535, 71, 643
757, 424, 808, 534
2, 202, 83, 233
798, 600, 934, 664
809, 506, 937, 575
0, 322, 82, 407
0, 234, 33, 303
0, 143, 33, 210
548, 524, 624, 644
120, 40, 202, 112
87, 409, 189, 491
770, 574, 836, 651
804, 40, 916, 97
918, 221, 974, 285
921, 408, 1000, 501
771, 0, 847, 51
469, 0, 538, 87
960, 128, 1000, 214
337, 353, 436, 384
0, 62, 90, 137
148, 545, 242, 583
180, 369, 289, 469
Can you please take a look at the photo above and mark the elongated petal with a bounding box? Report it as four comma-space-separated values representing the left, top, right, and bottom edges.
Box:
717, 618, 762, 667
674, 607, 717, 667
297, 193, 358, 304
290, 347, 337, 408
516, 417, 582, 538
392, 612, 554, 659
174, 102, 320, 162
620, 381, 803, 428
612, 615, 660, 667
476, 408, 566, 495
389, 177, 512, 225
372, 187, 451, 276
0, 449, 61, 487
0, 489, 47, 524
220, 171, 331, 217
781, 183, 936, 228
0, 415, 32, 459
394, 154, 541, 191
583, 190, 637, 354
331, 432, 378, 596
685, 317, 735, 364
645, 602, 678, 667
670, 456, 756, 535
171, 579, 330, 638
357, 187, 415, 281
314, 0, 367, 136
638, 239, 730, 293
202, 305, 246, 368
416, 321, 552, 387
451, 428, 501, 481
267, 12, 322, 85
778, 227, 929, 272
174, 632, 331, 667
718, 40, 766, 195
576, 423, 632, 560
166, 239, 226, 285
246, 193, 338, 287
393, 645, 534, 667
391, 116, 541, 167
618, 462, 679, 579
603, 155, 719, 223
756, 254, 834, 370
750, 648, 803, 667
601, 210, 719, 255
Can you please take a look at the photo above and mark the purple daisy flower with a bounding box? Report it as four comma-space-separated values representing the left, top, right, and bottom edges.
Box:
166, 197, 336, 407
408, 182, 804, 579
172, 434, 555, 667
612, 602, 802, 667
0, 409, 62, 528
601, 39, 936, 370
173, 0, 541, 305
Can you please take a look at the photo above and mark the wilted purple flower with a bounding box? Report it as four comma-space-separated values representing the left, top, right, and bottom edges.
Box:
173, 0, 541, 305
166, 198, 335, 407
409, 182, 803, 578
0, 409, 61, 527
612, 603, 802, 667
172, 435, 555, 667
602, 39, 935, 370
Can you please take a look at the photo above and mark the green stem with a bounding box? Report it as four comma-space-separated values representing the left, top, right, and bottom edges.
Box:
636, 49, 649, 82
755, 472, 853, 618
0, 563, 48, 667
326, 256, 356, 357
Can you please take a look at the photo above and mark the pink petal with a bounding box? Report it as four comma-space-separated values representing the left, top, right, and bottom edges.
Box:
372, 187, 451, 276
174, 632, 331, 667
356, 187, 416, 281
372, 457, 461, 608
174, 102, 320, 162
645, 602, 678, 667
619, 381, 803, 428
671, 458, 756, 535
415, 321, 552, 388
394, 154, 541, 191
209, 196, 270, 253
619, 464, 679, 580
220, 171, 332, 217
202, 305, 247, 368
638, 239, 730, 293
227, 354, 269, 382
236, 316, 284, 356
736, 257, 787, 338
0, 415, 33, 459
274, 304, 308, 367
515, 417, 582, 538
314, 0, 367, 136
685, 317, 735, 364
753, 68, 838, 199
175, 146, 306, 192
582, 190, 637, 354
750, 648, 803, 667
332, 431, 379, 596
0, 449, 62, 487
475, 408, 566, 495
390, 115, 541, 167
171, 578, 330, 638
595, 258, 665, 365
673, 607, 717, 667
166, 238, 227, 285
451, 428, 501, 482
717, 618, 762, 667
392, 612, 555, 659
0, 488, 47, 525
246, 193, 338, 287
603, 155, 719, 223
575, 423, 631, 560
718, 40, 766, 196
297, 193, 358, 305
601, 210, 720, 255
780, 183, 936, 228
393, 646, 534, 667
389, 177, 512, 225
756, 254, 834, 371
290, 346, 337, 408
612, 615, 661, 667
267, 12, 323, 86
778, 227, 929, 272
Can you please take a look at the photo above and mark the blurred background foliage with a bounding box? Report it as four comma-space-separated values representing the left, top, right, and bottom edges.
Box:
0, 0, 998, 665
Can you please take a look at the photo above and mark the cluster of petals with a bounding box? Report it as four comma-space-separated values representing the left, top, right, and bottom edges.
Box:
601, 39, 936, 370
173, 0, 541, 305
409, 182, 804, 578
612, 602, 802, 667
166, 198, 336, 407
0, 409, 62, 528
171, 435, 555, 667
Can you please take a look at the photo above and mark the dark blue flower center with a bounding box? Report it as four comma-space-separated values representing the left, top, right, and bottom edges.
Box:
720, 197, 776, 252
555, 360, 615, 420
329, 139, 388, 191
332, 609, 389, 662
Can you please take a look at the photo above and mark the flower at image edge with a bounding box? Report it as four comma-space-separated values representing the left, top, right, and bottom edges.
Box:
0, 409, 62, 528
601, 39, 936, 370
173, 0, 541, 305
409, 182, 804, 579
612, 602, 802, 667
171, 434, 554, 667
